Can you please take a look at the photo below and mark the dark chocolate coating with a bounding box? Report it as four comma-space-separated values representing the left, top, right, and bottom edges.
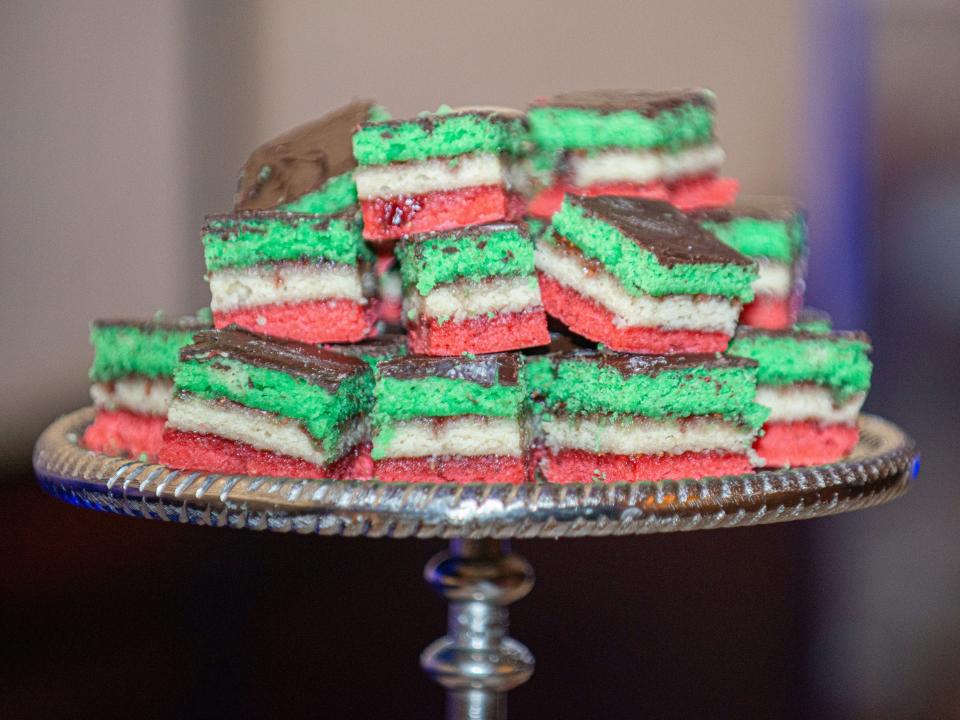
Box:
532, 89, 714, 116
361, 107, 525, 134
327, 333, 408, 360
377, 353, 522, 387
202, 209, 357, 239
690, 195, 804, 223
93, 316, 211, 332
569, 196, 752, 267
233, 100, 374, 211
396, 222, 528, 259
181, 326, 368, 390
555, 348, 757, 377
734, 326, 871, 346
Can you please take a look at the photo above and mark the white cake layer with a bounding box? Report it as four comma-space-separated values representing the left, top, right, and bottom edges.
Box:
542, 414, 754, 456
757, 385, 865, 424
569, 143, 725, 187
208, 263, 366, 312
166, 394, 366, 466
405, 275, 542, 323
354, 153, 504, 199
90, 377, 173, 416
535, 239, 740, 333
751, 259, 793, 298
375, 416, 524, 459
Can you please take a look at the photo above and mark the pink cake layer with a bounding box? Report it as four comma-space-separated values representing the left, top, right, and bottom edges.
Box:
406, 308, 550, 356
82, 409, 166, 460
540, 448, 754, 483
213, 298, 379, 344
755, 421, 859, 468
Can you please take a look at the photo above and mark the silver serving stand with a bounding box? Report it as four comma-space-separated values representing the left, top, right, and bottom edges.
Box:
34, 407, 919, 720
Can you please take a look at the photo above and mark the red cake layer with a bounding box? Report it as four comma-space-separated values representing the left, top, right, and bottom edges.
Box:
82, 409, 166, 460
158, 429, 370, 480
378, 299, 403, 325
755, 421, 859, 468
537, 272, 730, 353
740, 293, 800, 330
540, 448, 753, 483
407, 308, 550, 355
668, 175, 740, 211
527, 181, 670, 219
214, 298, 379, 344
374, 455, 529, 484
360, 185, 510, 241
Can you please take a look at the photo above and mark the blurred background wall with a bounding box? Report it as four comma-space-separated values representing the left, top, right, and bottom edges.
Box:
1, 1, 958, 718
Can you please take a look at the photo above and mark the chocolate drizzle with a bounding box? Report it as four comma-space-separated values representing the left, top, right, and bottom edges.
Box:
532, 89, 714, 116
181, 326, 368, 390
378, 353, 522, 387
690, 196, 804, 224
233, 100, 375, 211
557, 349, 757, 377
570, 196, 752, 267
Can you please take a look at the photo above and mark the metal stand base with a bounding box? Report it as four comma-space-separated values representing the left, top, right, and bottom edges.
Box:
421, 539, 535, 720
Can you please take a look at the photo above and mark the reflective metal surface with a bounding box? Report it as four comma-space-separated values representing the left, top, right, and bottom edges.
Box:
34, 407, 918, 539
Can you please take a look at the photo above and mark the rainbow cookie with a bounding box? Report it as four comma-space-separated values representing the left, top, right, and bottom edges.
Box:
83, 316, 209, 460
692, 197, 807, 329
536, 195, 756, 353
159, 327, 373, 479
526, 89, 738, 217
352, 107, 527, 241
727, 325, 872, 468
234, 100, 387, 215
202, 211, 379, 343
371, 353, 530, 483
537, 350, 766, 483
396, 223, 549, 355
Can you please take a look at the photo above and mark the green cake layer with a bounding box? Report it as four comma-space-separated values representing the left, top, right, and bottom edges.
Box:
174, 356, 372, 452
352, 108, 526, 165
202, 212, 370, 271
396, 225, 535, 295
549, 199, 756, 300
697, 216, 805, 264
527, 104, 713, 153
541, 354, 767, 428
726, 331, 872, 400
277, 172, 357, 215
90, 321, 203, 382
373, 376, 525, 423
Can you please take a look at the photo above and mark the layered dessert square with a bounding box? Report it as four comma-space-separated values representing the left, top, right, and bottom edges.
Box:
371, 353, 530, 483
352, 107, 527, 241
537, 350, 767, 482
727, 326, 872, 467
396, 223, 550, 355
159, 327, 373, 479
526, 89, 739, 217
83, 316, 209, 460
202, 210, 379, 343
536, 195, 756, 353
692, 197, 807, 329
234, 100, 387, 215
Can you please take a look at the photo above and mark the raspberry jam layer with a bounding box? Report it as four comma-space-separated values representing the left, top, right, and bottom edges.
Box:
82, 409, 166, 460
739, 293, 800, 330
538, 272, 730, 353
668, 175, 740, 211
407, 308, 550, 356
754, 421, 859, 468
213, 298, 379, 344
541, 448, 753, 483
158, 430, 371, 480
374, 455, 529, 483
360, 185, 510, 241
527, 181, 670, 219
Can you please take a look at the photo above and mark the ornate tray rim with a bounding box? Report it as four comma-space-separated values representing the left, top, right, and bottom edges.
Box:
33, 407, 919, 539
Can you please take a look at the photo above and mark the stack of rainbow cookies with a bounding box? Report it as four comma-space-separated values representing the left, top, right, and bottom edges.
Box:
82, 87, 874, 482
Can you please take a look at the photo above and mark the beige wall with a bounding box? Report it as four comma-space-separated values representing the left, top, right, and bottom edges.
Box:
0, 0, 800, 470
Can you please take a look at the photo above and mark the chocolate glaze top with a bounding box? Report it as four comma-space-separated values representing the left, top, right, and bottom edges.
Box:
532, 89, 714, 116
326, 332, 408, 360
181, 326, 368, 390
377, 353, 521, 387
202, 209, 357, 238
690, 195, 804, 223
234, 100, 375, 212
93, 316, 211, 332
570, 196, 752, 267
361, 106, 525, 134
557, 349, 757, 377
735, 326, 871, 347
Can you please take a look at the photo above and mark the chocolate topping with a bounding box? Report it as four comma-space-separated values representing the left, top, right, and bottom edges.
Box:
361, 107, 524, 134
93, 316, 211, 332
202, 209, 357, 238
570, 196, 752, 267
532, 89, 714, 116
690, 196, 804, 224
735, 326, 871, 346
557, 349, 757, 377
397, 222, 527, 258
233, 100, 375, 211
181, 326, 368, 390
326, 333, 408, 360
378, 353, 522, 387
